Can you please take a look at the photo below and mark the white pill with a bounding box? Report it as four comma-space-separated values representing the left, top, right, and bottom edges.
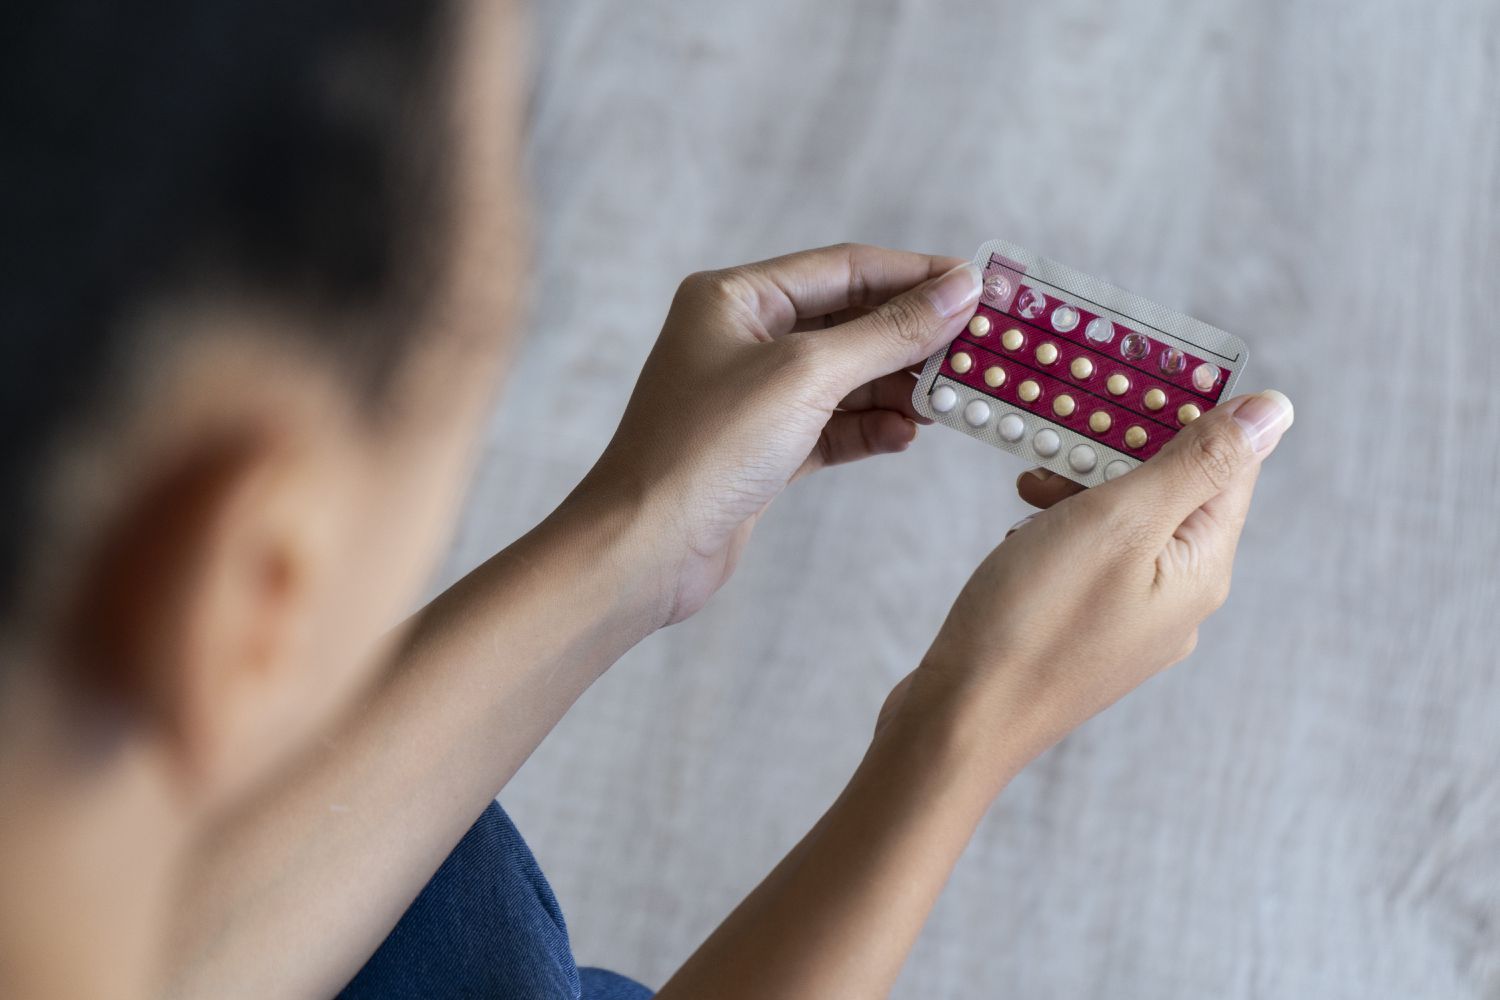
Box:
931, 385, 958, 413
1104, 460, 1132, 481
963, 399, 991, 427
1033, 428, 1061, 457
998, 413, 1025, 442
1067, 444, 1097, 473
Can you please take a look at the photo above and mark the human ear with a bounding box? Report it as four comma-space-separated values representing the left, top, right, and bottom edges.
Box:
65, 430, 338, 805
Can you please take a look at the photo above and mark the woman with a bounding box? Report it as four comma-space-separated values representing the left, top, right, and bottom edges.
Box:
0, 2, 1293, 998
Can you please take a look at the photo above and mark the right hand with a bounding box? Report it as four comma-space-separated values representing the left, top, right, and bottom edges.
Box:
891, 390, 1294, 776
578, 244, 980, 627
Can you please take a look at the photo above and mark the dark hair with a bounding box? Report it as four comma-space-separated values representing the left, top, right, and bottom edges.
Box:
1, 1, 457, 620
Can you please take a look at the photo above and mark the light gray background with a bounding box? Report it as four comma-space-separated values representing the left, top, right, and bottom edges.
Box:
440, 1, 1500, 996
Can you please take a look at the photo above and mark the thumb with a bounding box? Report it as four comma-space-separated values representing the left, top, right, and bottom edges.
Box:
809, 262, 981, 390
1106, 389, 1295, 534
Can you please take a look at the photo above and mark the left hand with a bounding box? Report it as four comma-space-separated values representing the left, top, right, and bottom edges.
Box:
578, 244, 982, 626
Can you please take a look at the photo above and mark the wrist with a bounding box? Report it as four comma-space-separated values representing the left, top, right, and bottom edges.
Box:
878, 665, 1054, 801
548, 468, 680, 635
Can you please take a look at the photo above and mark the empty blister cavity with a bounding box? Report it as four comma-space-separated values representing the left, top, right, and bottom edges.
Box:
1192, 362, 1221, 392
930, 385, 957, 413
983, 274, 1013, 304
1016, 288, 1047, 319
1032, 428, 1061, 458
1051, 305, 1079, 332
1121, 333, 1150, 360
1085, 317, 1115, 344
1158, 347, 1186, 377
963, 399, 991, 427
998, 413, 1025, 442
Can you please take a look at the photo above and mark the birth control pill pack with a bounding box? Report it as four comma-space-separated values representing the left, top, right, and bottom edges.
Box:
913, 239, 1248, 487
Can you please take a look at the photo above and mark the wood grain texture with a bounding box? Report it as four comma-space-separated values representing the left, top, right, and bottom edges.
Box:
439, 1, 1500, 995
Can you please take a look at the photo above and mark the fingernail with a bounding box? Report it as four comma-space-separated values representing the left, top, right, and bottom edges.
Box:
1006, 512, 1040, 536
1025, 469, 1052, 482
1233, 389, 1295, 455
925, 262, 982, 318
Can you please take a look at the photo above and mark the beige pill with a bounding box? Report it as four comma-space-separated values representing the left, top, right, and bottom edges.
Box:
1070, 356, 1095, 380
968, 315, 992, 337
1052, 394, 1077, 418
1088, 410, 1113, 434
1001, 328, 1025, 351
1106, 372, 1130, 396
1124, 425, 1149, 449
1017, 379, 1041, 403
1177, 403, 1201, 424
950, 351, 973, 374
1035, 342, 1059, 365
1143, 387, 1167, 410
983, 365, 1006, 388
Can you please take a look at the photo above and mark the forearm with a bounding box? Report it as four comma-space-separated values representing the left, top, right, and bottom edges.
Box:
657, 694, 1024, 1000
161, 490, 668, 1000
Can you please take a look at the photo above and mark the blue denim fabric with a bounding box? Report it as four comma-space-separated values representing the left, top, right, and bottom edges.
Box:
337, 801, 652, 1000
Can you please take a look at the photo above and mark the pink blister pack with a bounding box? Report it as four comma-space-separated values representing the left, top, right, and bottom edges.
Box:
913, 240, 1248, 486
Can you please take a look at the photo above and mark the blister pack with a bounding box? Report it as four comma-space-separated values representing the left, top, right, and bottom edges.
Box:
913, 239, 1248, 486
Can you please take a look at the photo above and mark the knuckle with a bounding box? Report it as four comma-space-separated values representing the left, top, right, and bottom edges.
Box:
675, 269, 714, 302
1184, 426, 1245, 491
1208, 574, 1233, 611
825, 240, 858, 259
833, 244, 875, 308
678, 268, 753, 309
876, 292, 936, 350
1178, 629, 1200, 661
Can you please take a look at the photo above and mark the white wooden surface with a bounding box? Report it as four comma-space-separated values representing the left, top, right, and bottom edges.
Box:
441, 1, 1500, 995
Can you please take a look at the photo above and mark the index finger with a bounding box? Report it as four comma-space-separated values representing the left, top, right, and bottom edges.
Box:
720, 243, 967, 335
